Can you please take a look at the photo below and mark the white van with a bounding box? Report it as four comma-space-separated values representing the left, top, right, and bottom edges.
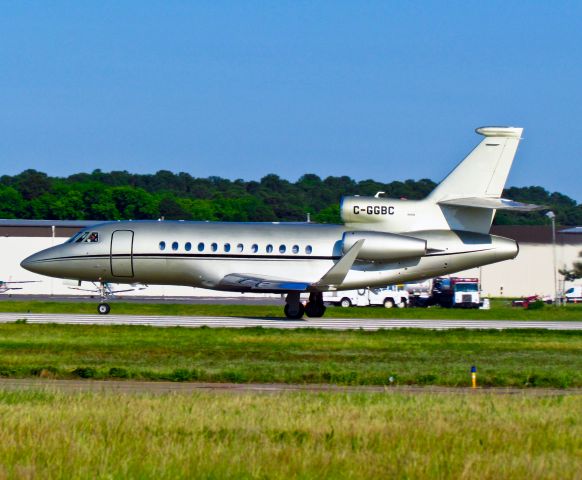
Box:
323, 286, 409, 308
564, 286, 582, 303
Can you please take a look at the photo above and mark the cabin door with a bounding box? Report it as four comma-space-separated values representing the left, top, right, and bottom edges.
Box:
110, 230, 134, 278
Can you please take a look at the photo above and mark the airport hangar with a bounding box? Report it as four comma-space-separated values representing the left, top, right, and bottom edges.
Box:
1, 219, 581, 299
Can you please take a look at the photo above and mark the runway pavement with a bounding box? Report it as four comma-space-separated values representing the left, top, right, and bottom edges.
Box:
0, 378, 579, 396
0, 312, 581, 330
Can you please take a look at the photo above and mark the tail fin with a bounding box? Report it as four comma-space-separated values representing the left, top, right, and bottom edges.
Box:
341, 126, 536, 235
428, 127, 523, 202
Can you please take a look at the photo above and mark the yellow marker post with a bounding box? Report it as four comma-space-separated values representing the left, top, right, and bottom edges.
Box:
471, 366, 477, 389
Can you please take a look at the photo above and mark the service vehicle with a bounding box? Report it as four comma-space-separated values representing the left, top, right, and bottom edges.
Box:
431, 277, 480, 308
564, 286, 582, 303
324, 286, 409, 308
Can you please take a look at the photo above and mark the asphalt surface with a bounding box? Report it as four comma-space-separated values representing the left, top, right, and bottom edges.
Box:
0, 312, 581, 330
0, 378, 578, 396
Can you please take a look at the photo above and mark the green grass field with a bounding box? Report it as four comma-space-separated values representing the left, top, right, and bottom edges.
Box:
1, 299, 581, 320
0, 389, 579, 479
1, 323, 581, 387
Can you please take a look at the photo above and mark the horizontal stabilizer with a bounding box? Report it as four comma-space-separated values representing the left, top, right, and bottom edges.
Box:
438, 197, 543, 212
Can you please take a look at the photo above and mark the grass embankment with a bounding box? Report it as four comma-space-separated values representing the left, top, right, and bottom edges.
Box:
0, 390, 579, 479
1, 323, 581, 387
1, 299, 582, 320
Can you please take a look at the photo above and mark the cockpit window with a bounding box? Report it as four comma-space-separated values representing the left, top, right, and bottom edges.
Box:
67, 232, 83, 243
73, 231, 99, 243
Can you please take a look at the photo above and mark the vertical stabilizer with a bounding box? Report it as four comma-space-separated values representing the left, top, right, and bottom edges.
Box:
428, 127, 523, 202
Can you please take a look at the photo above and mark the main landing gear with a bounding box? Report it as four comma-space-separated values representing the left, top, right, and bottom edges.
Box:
284, 292, 326, 319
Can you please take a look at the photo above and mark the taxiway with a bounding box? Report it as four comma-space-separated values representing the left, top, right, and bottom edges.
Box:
0, 313, 580, 330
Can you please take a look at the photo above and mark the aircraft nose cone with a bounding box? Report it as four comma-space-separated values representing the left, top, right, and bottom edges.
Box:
20, 252, 46, 274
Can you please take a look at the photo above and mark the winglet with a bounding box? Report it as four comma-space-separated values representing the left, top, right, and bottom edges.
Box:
312, 239, 364, 289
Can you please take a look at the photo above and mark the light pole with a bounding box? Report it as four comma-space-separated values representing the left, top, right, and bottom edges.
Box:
546, 211, 558, 305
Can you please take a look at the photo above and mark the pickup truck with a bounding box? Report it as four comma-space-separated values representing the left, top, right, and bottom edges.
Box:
323, 286, 409, 308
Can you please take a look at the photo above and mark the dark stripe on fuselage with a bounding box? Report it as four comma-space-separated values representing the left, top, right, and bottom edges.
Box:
30, 248, 492, 265
30, 253, 341, 263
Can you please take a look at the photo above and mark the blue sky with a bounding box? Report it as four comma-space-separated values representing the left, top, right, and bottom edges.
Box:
1, 1, 581, 201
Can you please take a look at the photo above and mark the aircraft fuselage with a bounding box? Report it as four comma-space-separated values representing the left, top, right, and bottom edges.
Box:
21, 220, 517, 293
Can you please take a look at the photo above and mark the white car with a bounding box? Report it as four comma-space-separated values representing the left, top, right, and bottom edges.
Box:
324, 286, 409, 308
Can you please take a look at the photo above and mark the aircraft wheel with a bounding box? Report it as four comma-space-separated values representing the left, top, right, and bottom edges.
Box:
284, 303, 305, 320
340, 298, 352, 308
383, 298, 395, 309
305, 302, 326, 318
98, 303, 111, 315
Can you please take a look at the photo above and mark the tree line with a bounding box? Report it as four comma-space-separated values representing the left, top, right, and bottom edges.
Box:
0, 169, 580, 225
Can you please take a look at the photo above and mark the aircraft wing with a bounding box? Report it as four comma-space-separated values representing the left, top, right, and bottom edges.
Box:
218, 274, 311, 292
218, 239, 365, 293
438, 197, 543, 211
2, 281, 40, 284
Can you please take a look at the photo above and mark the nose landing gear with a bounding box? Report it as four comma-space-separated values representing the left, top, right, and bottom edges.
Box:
97, 281, 111, 315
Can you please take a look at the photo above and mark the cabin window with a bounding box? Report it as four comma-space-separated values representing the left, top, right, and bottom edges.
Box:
198, 242, 205, 252
279, 244, 286, 254
292, 245, 299, 254
224, 243, 231, 252
185, 242, 192, 252
251, 244, 258, 253
211, 242, 218, 252
159, 241, 166, 251
266, 244, 273, 253
172, 242, 179, 251
236, 243, 244, 253
305, 245, 313, 254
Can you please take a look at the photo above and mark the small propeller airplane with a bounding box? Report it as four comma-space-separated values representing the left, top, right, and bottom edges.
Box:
0, 280, 40, 294
66, 281, 148, 299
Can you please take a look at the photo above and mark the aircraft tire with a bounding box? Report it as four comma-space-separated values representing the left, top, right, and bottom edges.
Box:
305, 302, 326, 318
98, 303, 111, 315
284, 303, 305, 320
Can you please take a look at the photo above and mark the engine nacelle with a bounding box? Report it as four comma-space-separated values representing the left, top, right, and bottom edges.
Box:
342, 231, 427, 262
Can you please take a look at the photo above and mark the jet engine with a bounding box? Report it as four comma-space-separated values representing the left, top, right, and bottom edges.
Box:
342, 231, 427, 262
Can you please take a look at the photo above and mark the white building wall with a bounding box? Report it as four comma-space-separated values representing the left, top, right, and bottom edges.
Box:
457, 242, 581, 297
